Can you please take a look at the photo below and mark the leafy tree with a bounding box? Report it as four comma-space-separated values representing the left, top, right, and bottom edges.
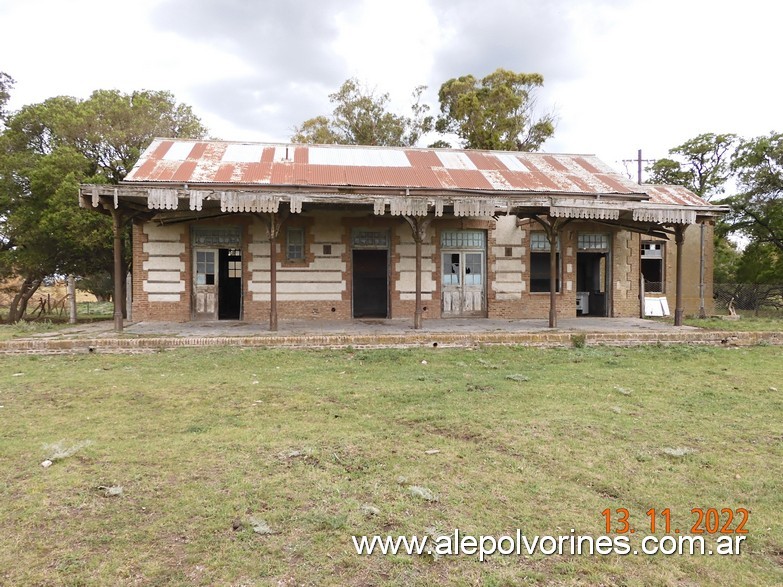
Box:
0, 89, 206, 322
708, 217, 741, 283
292, 79, 432, 147
646, 133, 737, 200
0, 71, 14, 125
435, 68, 555, 151
646, 133, 741, 288
728, 132, 783, 255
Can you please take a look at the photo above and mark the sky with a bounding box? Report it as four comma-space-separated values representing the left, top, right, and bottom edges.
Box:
1, 0, 780, 180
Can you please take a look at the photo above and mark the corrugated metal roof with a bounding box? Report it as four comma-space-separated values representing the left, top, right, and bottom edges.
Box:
124, 138, 651, 197
643, 185, 710, 207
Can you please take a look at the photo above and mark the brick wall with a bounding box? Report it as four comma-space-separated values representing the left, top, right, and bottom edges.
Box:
131, 213, 711, 323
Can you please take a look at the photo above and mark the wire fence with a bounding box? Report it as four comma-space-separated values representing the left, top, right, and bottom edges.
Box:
713, 283, 783, 316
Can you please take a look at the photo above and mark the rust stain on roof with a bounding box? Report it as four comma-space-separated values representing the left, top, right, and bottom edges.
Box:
171, 161, 197, 182
645, 185, 710, 207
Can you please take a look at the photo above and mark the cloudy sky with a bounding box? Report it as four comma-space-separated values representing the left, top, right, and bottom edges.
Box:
1, 0, 779, 179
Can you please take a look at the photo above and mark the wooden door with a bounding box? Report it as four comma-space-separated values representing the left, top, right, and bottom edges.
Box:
193, 249, 217, 319
441, 251, 485, 316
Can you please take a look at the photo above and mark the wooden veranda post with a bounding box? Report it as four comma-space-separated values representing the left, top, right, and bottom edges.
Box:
529, 215, 569, 329
268, 213, 279, 332
548, 230, 558, 328
68, 274, 77, 324
110, 206, 124, 332
257, 211, 288, 332
674, 225, 686, 326
403, 215, 432, 330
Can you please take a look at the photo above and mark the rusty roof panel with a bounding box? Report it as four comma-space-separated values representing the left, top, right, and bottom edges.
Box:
410, 166, 442, 189
645, 185, 710, 207
405, 149, 441, 169
305, 165, 346, 186
467, 151, 505, 171
444, 169, 493, 190
543, 155, 569, 172
260, 147, 275, 164
171, 161, 197, 182
188, 142, 208, 160
432, 167, 457, 189
480, 169, 515, 190
213, 164, 236, 183
240, 163, 273, 184
150, 140, 173, 160
149, 161, 181, 182
573, 156, 603, 174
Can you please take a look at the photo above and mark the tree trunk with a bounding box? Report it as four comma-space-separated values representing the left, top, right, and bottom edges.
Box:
6, 276, 43, 323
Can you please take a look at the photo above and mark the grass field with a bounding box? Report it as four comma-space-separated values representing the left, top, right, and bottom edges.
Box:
1, 345, 781, 586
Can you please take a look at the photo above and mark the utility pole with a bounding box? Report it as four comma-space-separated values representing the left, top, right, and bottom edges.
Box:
622, 149, 656, 184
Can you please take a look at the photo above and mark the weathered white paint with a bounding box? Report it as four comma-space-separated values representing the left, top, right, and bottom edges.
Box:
493, 215, 524, 245
399, 293, 434, 301
566, 280, 573, 292
394, 243, 435, 257
143, 257, 186, 272
309, 146, 411, 167
278, 270, 345, 283
148, 293, 181, 303
252, 292, 343, 302
143, 223, 184, 242
248, 281, 345, 294
495, 259, 524, 273
492, 273, 522, 287
143, 241, 185, 256
143, 281, 185, 293
146, 270, 182, 283
397, 272, 436, 292
395, 258, 435, 273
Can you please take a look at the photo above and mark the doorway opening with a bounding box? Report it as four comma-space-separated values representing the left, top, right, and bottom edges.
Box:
352, 249, 388, 318
218, 248, 242, 319
191, 226, 243, 321
576, 233, 611, 317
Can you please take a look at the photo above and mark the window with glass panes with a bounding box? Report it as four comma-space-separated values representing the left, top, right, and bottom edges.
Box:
530, 232, 560, 292
286, 228, 305, 261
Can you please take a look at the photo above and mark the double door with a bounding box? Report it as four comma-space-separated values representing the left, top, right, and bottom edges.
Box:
442, 251, 485, 316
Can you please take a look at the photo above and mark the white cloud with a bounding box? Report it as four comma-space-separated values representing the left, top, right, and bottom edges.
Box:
1, 0, 781, 176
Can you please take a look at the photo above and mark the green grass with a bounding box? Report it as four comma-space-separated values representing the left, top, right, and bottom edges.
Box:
686, 315, 783, 331
0, 346, 781, 586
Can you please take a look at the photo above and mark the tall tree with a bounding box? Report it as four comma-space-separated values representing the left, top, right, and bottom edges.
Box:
292, 79, 432, 147
435, 68, 555, 151
0, 89, 206, 322
0, 71, 14, 125
646, 133, 740, 286
729, 131, 783, 254
646, 133, 737, 200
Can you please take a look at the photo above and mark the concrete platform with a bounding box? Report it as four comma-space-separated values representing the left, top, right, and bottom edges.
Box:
123, 317, 697, 337
1, 317, 780, 354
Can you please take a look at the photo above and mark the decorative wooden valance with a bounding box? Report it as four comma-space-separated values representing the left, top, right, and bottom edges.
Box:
549, 205, 620, 220
633, 208, 696, 224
